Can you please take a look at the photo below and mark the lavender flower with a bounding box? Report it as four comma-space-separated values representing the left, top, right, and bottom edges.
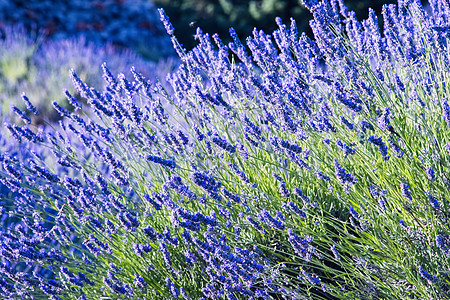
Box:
388, 136, 404, 158
442, 98, 450, 128
258, 209, 285, 230
330, 244, 341, 261
273, 172, 290, 198
336, 139, 356, 158
368, 135, 390, 161
334, 82, 362, 112
301, 270, 321, 285
334, 159, 357, 186
147, 155, 176, 169
360, 120, 374, 133
426, 192, 440, 210
228, 163, 250, 184
158, 9, 175, 36
425, 167, 436, 181
287, 229, 314, 261
400, 181, 412, 201
378, 198, 387, 213
377, 107, 391, 131
436, 235, 450, 257
287, 201, 307, 218
340, 116, 354, 130
166, 278, 179, 298
349, 207, 360, 220
21, 93, 38, 115
246, 216, 266, 235
11, 105, 31, 124
211, 134, 236, 154
160, 243, 172, 268
418, 266, 438, 284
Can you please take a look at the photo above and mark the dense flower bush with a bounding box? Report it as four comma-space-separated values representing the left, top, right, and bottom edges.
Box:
0, 0, 174, 60
0, 26, 177, 124
2, 0, 450, 299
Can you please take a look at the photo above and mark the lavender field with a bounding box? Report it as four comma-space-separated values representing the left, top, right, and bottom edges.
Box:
1, 0, 450, 299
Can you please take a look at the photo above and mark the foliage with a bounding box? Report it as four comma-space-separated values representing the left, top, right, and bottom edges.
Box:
1, 0, 450, 299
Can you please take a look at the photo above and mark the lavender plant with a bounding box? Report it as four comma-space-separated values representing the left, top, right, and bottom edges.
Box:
1, 0, 450, 299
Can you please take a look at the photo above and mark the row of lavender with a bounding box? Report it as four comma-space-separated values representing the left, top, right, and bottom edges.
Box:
1, 0, 449, 299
